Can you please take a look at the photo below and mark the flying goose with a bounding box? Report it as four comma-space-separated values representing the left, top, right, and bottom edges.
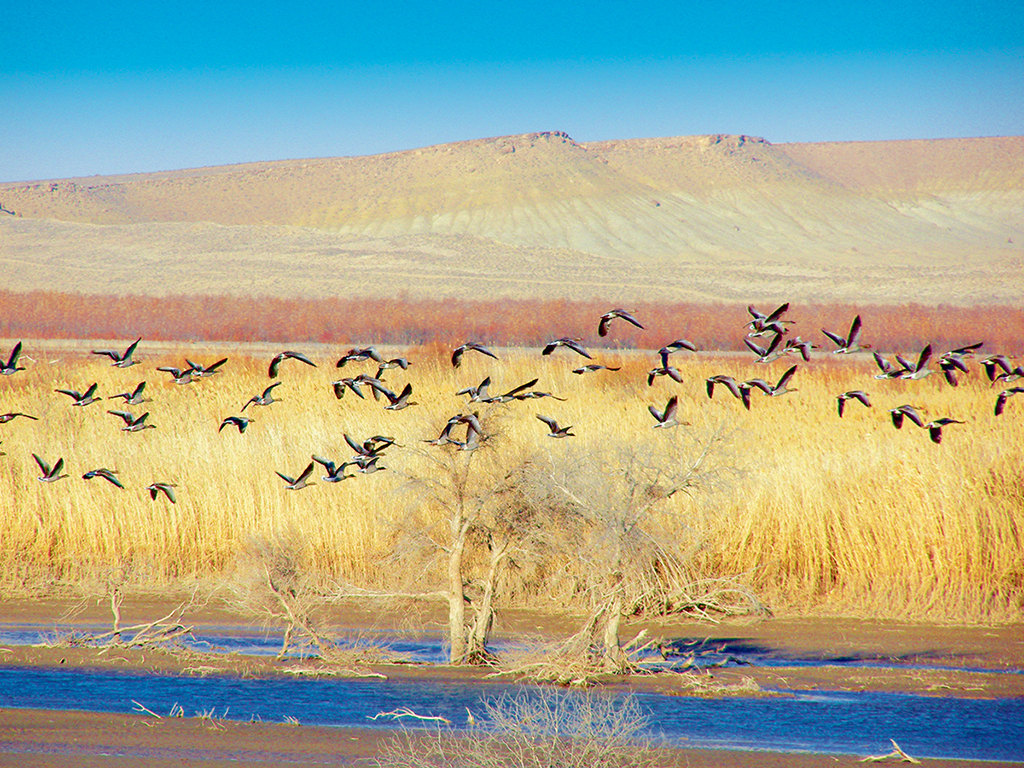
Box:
109, 381, 149, 406
186, 357, 228, 378
56, 383, 102, 406
269, 350, 317, 378
836, 391, 871, 418
822, 315, 869, 354
332, 373, 385, 400
82, 468, 124, 488
219, 415, 253, 433
374, 382, 417, 410
705, 375, 745, 403
336, 346, 384, 367
1, 342, 25, 376
33, 453, 68, 483
276, 462, 316, 490
487, 377, 540, 403
647, 365, 683, 386
0, 412, 39, 423
745, 303, 792, 337
658, 339, 698, 368
783, 337, 818, 362
537, 414, 575, 438
242, 382, 282, 411
598, 308, 644, 337
744, 333, 784, 363
572, 364, 622, 374
451, 342, 498, 368
147, 482, 177, 503
456, 376, 493, 403
649, 395, 686, 428
924, 417, 965, 444
311, 454, 356, 482
889, 404, 925, 430
995, 387, 1024, 416
994, 365, 1024, 384
742, 365, 798, 397
541, 338, 592, 359
873, 352, 909, 380
980, 355, 1013, 382
156, 366, 194, 385
107, 410, 156, 432
899, 345, 933, 380
92, 338, 141, 368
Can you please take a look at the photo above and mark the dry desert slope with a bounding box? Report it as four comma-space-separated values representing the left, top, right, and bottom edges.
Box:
1, 132, 1022, 304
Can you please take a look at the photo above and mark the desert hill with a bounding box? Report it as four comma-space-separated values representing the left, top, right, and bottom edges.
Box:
1, 132, 1021, 304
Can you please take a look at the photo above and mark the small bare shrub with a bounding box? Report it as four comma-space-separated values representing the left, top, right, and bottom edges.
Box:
374, 688, 661, 768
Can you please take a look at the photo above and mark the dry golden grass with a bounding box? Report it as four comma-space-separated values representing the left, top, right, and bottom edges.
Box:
1, 341, 1020, 622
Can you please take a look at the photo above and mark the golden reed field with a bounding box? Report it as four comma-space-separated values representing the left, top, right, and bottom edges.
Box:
1, 309, 1021, 624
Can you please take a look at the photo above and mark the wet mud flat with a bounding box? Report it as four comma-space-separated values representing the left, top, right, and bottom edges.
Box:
1, 599, 1022, 765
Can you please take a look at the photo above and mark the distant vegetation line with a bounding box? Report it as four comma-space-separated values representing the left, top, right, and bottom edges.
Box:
1, 289, 1021, 354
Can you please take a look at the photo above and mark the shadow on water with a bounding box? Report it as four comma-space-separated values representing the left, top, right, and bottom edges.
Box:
0, 666, 1022, 761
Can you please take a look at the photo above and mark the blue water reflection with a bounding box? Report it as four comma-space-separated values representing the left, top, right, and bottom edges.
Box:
0, 667, 1021, 761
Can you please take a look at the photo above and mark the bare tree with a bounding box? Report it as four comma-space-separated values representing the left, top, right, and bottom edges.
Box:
515, 427, 760, 678
398, 426, 538, 666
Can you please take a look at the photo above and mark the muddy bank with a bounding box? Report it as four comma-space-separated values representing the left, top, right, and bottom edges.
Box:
0, 707, 999, 768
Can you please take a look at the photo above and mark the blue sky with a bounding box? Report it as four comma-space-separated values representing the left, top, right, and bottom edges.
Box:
2, 1, 1022, 181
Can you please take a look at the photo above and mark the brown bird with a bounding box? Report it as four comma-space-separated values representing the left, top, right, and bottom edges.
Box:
451, 342, 498, 368
537, 414, 575, 438
109, 381, 149, 406
836, 391, 871, 418
56, 383, 102, 406
1, 342, 26, 376
33, 453, 68, 483
107, 410, 156, 432
572, 364, 622, 374
542, 338, 592, 359
147, 482, 177, 503
0, 412, 39, 423
82, 468, 124, 488
598, 308, 644, 337
243, 382, 282, 411
269, 351, 316, 378
649, 395, 686, 428
219, 416, 253, 433
889, 404, 925, 430
995, 387, 1024, 416
925, 417, 965, 444
92, 338, 141, 368
276, 462, 316, 490
823, 315, 869, 354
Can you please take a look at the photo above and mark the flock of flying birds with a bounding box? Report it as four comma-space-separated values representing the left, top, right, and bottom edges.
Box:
2, 303, 1022, 500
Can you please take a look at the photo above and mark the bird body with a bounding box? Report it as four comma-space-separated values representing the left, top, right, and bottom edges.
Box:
147, 482, 177, 503
451, 342, 498, 368
900, 345, 933, 380
649, 395, 685, 428
157, 367, 194, 385
836, 391, 871, 417
276, 462, 316, 490
537, 414, 575, 438
572, 364, 622, 374
542, 338, 592, 359
0, 412, 39, 423
243, 382, 282, 411
823, 315, 869, 353
889, 404, 925, 430
995, 387, 1024, 416
219, 416, 253, 433
110, 381, 149, 406
186, 357, 228, 378
92, 338, 141, 368
598, 308, 644, 337
33, 453, 68, 482
108, 410, 156, 432
1, 342, 26, 375
269, 351, 316, 378
56, 383, 102, 406
83, 468, 124, 488
925, 417, 965, 444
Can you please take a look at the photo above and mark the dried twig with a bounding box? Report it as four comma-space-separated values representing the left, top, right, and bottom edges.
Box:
860, 739, 922, 764
368, 707, 451, 725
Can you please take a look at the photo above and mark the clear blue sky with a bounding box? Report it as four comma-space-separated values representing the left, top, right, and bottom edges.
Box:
2, 1, 1022, 181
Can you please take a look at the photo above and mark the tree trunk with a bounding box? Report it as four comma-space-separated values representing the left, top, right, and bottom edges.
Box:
447, 517, 470, 664
466, 538, 508, 664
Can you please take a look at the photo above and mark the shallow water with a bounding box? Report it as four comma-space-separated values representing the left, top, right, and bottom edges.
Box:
0, 666, 1022, 761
